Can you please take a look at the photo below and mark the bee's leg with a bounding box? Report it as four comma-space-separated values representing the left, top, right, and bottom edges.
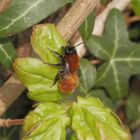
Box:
50, 74, 60, 87
46, 47, 65, 66
44, 62, 64, 67
47, 47, 63, 59
50, 70, 64, 87
77, 69, 81, 76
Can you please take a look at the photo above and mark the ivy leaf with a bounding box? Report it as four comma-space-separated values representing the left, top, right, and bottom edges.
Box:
71, 96, 130, 140
86, 9, 140, 100
87, 89, 116, 109
79, 10, 96, 41
78, 59, 96, 96
131, 0, 140, 15
23, 102, 70, 140
14, 24, 68, 101
0, 0, 72, 37
125, 94, 140, 128
0, 39, 16, 69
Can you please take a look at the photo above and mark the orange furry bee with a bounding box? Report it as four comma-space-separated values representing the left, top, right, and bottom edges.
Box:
49, 43, 82, 93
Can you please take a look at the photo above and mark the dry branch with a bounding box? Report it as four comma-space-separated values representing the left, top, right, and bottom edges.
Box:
93, 0, 131, 36
0, 76, 25, 115
126, 16, 140, 24
0, 118, 24, 127
57, 0, 96, 40
0, 0, 97, 116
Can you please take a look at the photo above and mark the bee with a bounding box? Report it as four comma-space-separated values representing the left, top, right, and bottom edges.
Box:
58, 71, 79, 93
48, 42, 82, 93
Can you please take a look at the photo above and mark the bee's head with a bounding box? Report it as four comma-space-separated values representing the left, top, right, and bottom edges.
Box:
64, 45, 77, 55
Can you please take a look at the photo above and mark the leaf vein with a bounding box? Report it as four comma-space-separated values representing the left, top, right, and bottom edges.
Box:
92, 41, 111, 58
97, 64, 111, 83
0, 44, 12, 62
111, 16, 119, 58
112, 63, 121, 97
0, 0, 44, 32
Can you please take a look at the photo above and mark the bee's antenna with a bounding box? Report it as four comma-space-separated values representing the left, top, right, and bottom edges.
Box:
74, 42, 84, 48
68, 41, 72, 46
68, 41, 84, 48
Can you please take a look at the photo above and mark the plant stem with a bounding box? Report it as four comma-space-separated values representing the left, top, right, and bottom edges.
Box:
57, 0, 96, 40
126, 16, 140, 24
0, 118, 24, 127
93, 0, 131, 36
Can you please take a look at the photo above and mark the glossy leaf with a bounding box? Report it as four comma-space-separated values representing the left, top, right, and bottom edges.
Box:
78, 59, 96, 96
0, 39, 16, 69
14, 58, 62, 101
71, 96, 130, 140
14, 24, 67, 101
31, 24, 67, 64
23, 102, 70, 140
0, 0, 72, 37
87, 89, 116, 109
79, 10, 96, 41
125, 94, 140, 125
86, 9, 140, 99
131, 0, 140, 15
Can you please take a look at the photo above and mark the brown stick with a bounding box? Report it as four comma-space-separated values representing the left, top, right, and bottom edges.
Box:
0, 76, 25, 115
93, 0, 131, 36
57, 0, 97, 40
126, 16, 140, 24
0, 0, 97, 116
90, 59, 102, 65
0, 118, 24, 127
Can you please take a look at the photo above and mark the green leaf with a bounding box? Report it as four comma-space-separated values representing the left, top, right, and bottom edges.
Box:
70, 134, 78, 140
131, 0, 140, 15
71, 96, 130, 140
86, 9, 140, 100
0, 39, 16, 69
0, 0, 72, 37
87, 89, 116, 109
31, 24, 67, 64
125, 94, 140, 126
23, 102, 70, 140
78, 59, 96, 96
14, 58, 62, 101
79, 10, 96, 41
100, 0, 109, 5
